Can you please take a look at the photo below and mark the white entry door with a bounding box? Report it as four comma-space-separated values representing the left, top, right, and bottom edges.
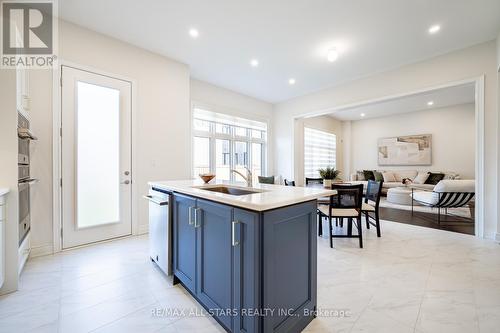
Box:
61, 66, 132, 249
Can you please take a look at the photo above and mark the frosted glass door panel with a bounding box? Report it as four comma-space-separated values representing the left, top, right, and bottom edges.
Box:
62, 66, 132, 249
76, 82, 120, 228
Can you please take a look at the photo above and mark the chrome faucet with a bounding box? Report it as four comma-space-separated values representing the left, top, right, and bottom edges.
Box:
230, 167, 253, 187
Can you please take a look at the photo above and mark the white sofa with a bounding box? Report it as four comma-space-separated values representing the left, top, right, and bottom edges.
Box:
349, 170, 461, 194
411, 179, 475, 206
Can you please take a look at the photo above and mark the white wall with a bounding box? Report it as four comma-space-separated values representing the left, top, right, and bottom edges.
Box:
0, 69, 19, 294
190, 79, 274, 175
497, 31, 500, 70
497, 31, 500, 242
29, 69, 55, 256
292, 116, 344, 185
497, 71, 500, 242
273, 41, 498, 239
191, 79, 273, 120
348, 104, 475, 179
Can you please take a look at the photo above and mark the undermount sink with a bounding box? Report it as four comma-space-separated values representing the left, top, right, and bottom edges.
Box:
195, 186, 263, 196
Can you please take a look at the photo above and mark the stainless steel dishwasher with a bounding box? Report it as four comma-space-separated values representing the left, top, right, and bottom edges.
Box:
143, 187, 171, 275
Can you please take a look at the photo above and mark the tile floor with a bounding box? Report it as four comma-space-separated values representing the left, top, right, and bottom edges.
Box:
1, 220, 499, 333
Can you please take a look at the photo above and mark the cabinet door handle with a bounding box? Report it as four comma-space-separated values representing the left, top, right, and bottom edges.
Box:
188, 206, 194, 225
194, 208, 202, 228
232, 221, 240, 246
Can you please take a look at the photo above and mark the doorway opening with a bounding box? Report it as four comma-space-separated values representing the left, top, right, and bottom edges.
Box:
294, 79, 484, 237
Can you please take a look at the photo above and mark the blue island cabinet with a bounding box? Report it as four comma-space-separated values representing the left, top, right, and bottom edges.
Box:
172, 193, 317, 333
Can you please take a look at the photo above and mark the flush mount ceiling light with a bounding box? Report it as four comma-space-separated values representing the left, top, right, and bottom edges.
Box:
427, 101, 434, 106
288, 78, 296, 85
317, 40, 349, 63
189, 28, 199, 38
428, 25, 441, 34
250, 59, 259, 67
327, 48, 339, 62
360, 113, 366, 117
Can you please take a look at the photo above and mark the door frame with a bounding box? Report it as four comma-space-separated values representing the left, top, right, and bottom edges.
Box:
52, 60, 138, 253
292, 76, 485, 238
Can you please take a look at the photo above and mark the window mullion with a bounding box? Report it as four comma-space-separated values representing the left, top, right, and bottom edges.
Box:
229, 137, 234, 181
193, 109, 267, 182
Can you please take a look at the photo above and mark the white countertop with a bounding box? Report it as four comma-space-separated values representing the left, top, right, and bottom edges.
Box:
0, 188, 9, 197
149, 179, 336, 211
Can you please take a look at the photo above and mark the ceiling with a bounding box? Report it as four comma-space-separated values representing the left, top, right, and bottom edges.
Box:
59, 0, 500, 103
326, 83, 475, 121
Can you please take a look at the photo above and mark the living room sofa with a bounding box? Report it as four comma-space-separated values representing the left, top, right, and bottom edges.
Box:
349, 170, 461, 194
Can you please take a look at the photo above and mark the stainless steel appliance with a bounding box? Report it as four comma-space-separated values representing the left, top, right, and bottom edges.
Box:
17, 113, 37, 140
143, 188, 171, 275
18, 138, 29, 164
18, 182, 30, 245
17, 112, 37, 246
18, 165, 30, 181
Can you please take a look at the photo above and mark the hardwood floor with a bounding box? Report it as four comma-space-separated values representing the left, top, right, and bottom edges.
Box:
379, 206, 475, 235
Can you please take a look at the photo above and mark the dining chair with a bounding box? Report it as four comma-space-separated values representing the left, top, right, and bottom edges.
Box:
305, 177, 323, 185
362, 180, 383, 237
317, 184, 364, 248
284, 179, 296, 186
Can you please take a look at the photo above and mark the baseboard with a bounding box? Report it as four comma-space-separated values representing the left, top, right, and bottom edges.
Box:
29, 243, 54, 258
138, 224, 149, 235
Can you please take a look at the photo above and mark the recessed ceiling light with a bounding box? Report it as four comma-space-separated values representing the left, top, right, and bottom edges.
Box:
250, 59, 259, 67
360, 113, 366, 117
428, 25, 440, 34
189, 28, 199, 38
288, 78, 296, 85
327, 48, 339, 62
427, 101, 434, 106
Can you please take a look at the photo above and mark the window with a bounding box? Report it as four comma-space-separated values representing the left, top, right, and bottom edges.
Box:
304, 127, 336, 178
192, 107, 267, 181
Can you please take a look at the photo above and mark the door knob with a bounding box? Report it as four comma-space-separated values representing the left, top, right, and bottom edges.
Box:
122, 180, 130, 185
124, 171, 130, 176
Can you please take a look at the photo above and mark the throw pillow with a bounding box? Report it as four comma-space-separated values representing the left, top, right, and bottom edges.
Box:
443, 172, 459, 180
363, 170, 375, 181
413, 171, 430, 184
382, 172, 396, 182
425, 172, 445, 185
356, 171, 365, 181
373, 171, 384, 182
258, 176, 275, 184
393, 172, 403, 182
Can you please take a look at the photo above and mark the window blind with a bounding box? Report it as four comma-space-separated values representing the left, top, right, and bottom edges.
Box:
304, 127, 336, 178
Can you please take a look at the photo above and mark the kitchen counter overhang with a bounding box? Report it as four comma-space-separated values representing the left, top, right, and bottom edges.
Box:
148, 179, 336, 211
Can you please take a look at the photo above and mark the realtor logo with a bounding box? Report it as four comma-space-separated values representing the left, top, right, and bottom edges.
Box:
1, 0, 57, 68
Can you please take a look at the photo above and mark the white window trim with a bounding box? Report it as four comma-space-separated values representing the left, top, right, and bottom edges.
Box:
191, 103, 268, 181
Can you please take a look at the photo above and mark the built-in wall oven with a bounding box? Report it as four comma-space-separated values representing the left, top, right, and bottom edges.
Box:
18, 165, 30, 181
18, 182, 30, 245
17, 112, 37, 245
18, 138, 29, 165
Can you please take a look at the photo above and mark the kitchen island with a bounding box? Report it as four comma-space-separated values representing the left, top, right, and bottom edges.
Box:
149, 180, 336, 333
